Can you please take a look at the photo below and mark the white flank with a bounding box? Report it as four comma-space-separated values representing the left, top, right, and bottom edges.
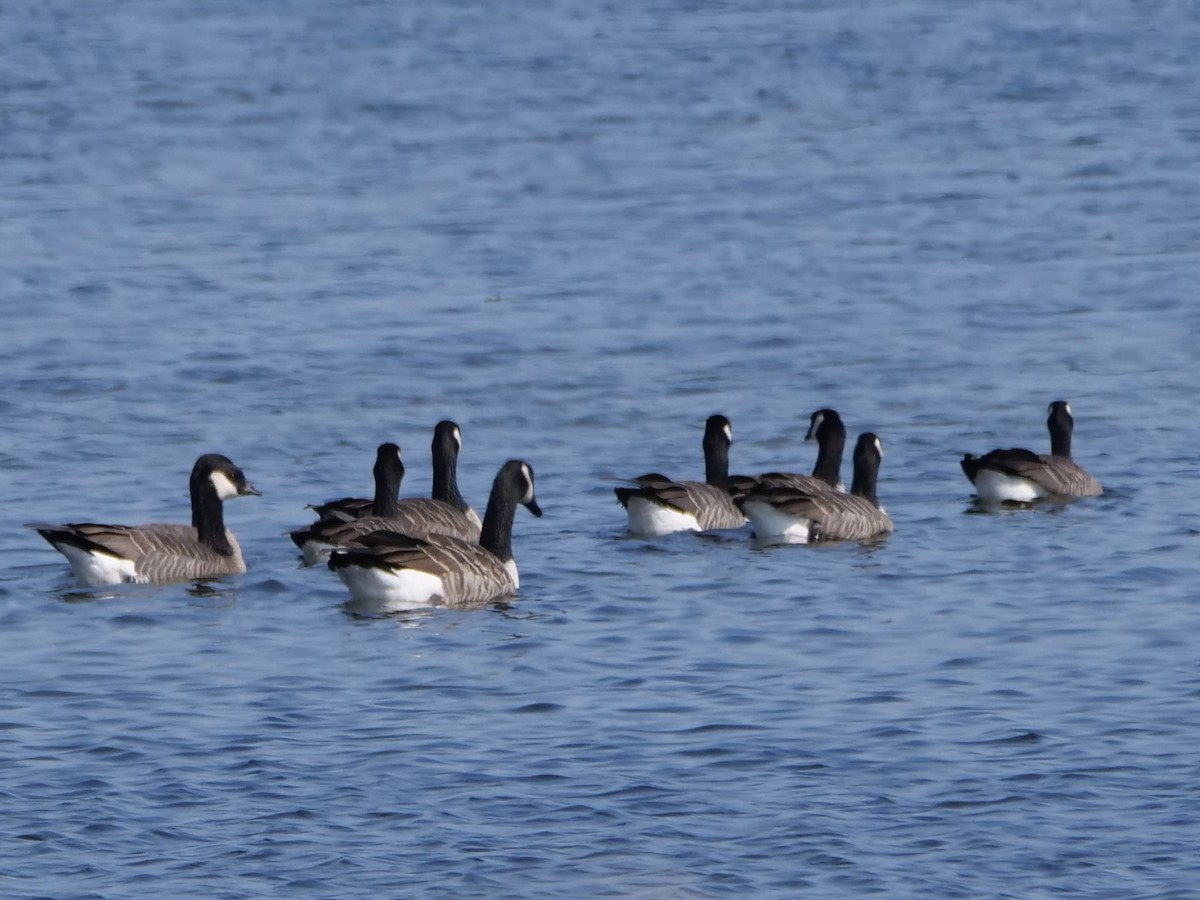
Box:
625, 497, 700, 536
53, 542, 139, 585
973, 469, 1049, 503
741, 500, 813, 545
504, 557, 520, 590
335, 563, 446, 613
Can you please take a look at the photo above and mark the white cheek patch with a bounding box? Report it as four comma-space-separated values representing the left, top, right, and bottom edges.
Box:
209, 470, 240, 500
723, 422, 733, 443
453, 427, 463, 452
874, 437, 883, 458
520, 463, 536, 503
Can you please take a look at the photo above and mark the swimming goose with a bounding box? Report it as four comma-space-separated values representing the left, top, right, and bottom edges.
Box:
614, 414, 747, 535
961, 401, 1103, 502
328, 459, 541, 612
28, 453, 261, 585
729, 408, 847, 498
306, 442, 404, 523
291, 423, 482, 565
737, 433, 893, 544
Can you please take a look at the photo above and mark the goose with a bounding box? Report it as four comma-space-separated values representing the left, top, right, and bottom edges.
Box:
614, 414, 747, 535
328, 459, 541, 612
961, 400, 1103, 502
291, 422, 482, 565
728, 408, 847, 498
28, 453, 261, 585
737, 433, 893, 544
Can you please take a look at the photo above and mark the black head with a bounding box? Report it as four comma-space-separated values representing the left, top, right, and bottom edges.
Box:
805, 408, 845, 442
854, 432, 883, 466
493, 459, 542, 517
191, 453, 261, 500
434, 420, 463, 455
373, 443, 404, 477
1047, 400, 1073, 427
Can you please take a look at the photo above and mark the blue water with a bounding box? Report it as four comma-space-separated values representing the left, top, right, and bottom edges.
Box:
3, 0, 1200, 895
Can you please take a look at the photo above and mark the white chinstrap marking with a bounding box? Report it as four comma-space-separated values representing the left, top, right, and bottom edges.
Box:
209, 470, 241, 500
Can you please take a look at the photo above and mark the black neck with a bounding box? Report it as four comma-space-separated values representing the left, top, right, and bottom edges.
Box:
190, 477, 234, 556
431, 431, 468, 510
1048, 407, 1073, 458
704, 434, 730, 486
811, 428, 845, 487
850, 440, 880, 505
479, 476, 519, 561
372, 455, 403, 518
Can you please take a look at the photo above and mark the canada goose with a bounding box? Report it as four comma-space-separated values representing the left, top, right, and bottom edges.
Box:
28, 453, 261, 585
961, 401, 1103, 502
291, 422, 482, 565
728, 408, 847, 498
737, 433, 893, 544
328, 459, 541, 612
614, 414, 747, 535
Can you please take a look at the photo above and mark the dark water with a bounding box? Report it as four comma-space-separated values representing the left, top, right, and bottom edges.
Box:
3, 1, 1200, 895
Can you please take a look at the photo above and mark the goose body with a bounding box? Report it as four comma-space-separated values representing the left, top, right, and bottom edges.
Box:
615, 415, 746, 535
292, 423, 481, 564
738, 433, 893, 545
961, 401, 1102, 502
29, 454, 260, 586
328, 459, 541, 612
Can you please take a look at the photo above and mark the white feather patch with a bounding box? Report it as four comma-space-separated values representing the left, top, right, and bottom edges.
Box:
52, 541, 140, 585
740, 500, 813, 545
336, 563, 447, 613
972, 469, 1049, 503
209, 470, 240, 500
625, 497, 701, 535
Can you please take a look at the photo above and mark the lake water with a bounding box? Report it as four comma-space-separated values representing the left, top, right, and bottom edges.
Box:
3, 0, 1200, 895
